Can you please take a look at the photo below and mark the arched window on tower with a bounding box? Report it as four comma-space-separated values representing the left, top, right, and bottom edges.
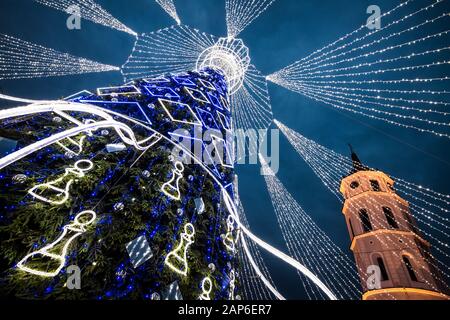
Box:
359, 209, 373, 233
375, 256, 389, 281
403, 211, 419, 234
350, 181, 359, 189
403, 256, 418, 282
383, 207, 399, 229
349, 218, 355, 238
370, 180, 381, 192
387, 183, 395, 192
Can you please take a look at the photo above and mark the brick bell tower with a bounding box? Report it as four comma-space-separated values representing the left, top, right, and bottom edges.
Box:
339, 145, 449, 300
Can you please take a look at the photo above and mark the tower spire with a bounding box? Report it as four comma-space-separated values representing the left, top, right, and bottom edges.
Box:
348, 144, 368, 173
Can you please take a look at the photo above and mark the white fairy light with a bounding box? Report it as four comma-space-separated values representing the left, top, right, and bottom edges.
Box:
155, 0, 181, 25
34, 0, 137, 36
269, 1, 446, 75
292, 85, 450, 97
17, 210, 97, 277
293, 88, 450, 139
225, 0, 276, 38
260, 154, 362, 300
234, 181, 283, 300
231, 65, 273, 131
296, 76, 450, 86
275, 119, 450, 222
283, 43, 450, 77
274, 120, 450, 291
294, 14, 450, 74
292, 61, 450, 81
266, 0, 450, 139
295, 84, 450, 127
121, 25, 273, 132
282, 0, 413, 70
121, 25, 217, 82
298, 84, 450, 113
0, 34, 120, 80
28, 159, 94, 205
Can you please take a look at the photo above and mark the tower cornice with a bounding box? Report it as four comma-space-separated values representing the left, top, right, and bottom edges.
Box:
362, 288, 450, 300
340, 170, 394, 194
350, 229, 430, 252
341, 191, 409, 214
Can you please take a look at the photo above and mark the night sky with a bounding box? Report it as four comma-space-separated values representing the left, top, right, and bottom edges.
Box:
1, 0, 449, 299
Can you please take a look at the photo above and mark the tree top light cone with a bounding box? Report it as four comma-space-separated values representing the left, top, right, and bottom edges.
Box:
197, 37, 251, 95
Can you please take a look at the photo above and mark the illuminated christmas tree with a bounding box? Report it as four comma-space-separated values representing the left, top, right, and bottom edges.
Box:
0, 68, 240, 300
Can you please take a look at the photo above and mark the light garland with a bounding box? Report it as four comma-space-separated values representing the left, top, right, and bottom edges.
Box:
164, 223, 195, 277
274, 120, 450, 291
295, 84, 450, 126
293, 61, 450, 81
269, 0, 445, 74
298, 84, 450, 114
231, 65, 273, 132
28, 159, 94, 205
274, 25, 450, 82
275, 120, 450, 223
284, 44, 450, 77
260, 154, 362, 300
279, 0, 413, 70
121, 25, 217, 82
293, 88, 450, 139
235, 193, 283, 300
223, 193, 338, 300
17, 210, 97, 277
34, 0, 137, 36
155, 0, 181, 25
266, 0, 450, 139
121, 25, 273, 132
293, 12, 450, 73
225, 0, 276, 38
0, 33, 120, 80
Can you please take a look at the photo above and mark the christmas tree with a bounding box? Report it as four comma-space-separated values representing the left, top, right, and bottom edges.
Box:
0, 68, 240, 300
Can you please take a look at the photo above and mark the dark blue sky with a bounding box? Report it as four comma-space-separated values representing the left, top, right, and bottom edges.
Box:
1, 0, 449, 299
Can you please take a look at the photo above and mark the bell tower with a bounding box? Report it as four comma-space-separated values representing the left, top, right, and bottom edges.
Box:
339, 146, 449, 300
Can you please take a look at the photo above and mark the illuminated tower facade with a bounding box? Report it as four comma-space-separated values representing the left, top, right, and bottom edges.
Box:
339, 147, 449, 300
